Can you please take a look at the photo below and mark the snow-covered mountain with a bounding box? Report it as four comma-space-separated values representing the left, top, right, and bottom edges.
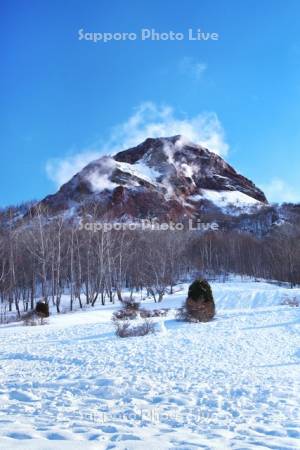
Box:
41, 135, 267, 220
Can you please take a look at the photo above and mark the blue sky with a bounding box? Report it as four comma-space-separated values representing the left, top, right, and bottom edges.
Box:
1, 0, 300, 207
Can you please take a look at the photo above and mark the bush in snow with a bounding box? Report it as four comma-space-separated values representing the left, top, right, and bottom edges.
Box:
188, 279, 214, 303
281, 297, 299, 307
35, 300, 50, 318
140, 308, 169, 318
177, 279, 215, 322
112, 309, 138, 321
120, 298, 140, 311
112, 297, 141, 321
114, 319, 155, 338
23, 311, 48, 326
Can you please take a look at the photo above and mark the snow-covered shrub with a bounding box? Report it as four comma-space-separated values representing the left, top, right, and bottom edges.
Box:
281, 297, 299, 307
114, 320, 130, 337
112, 309, 138, 320
23, 311, 48, 326
114, 319, 155, 338
112, 297, 141, 321
120, 298, 140, 311
177, 279, 215, 322
113, 298, 139, 320
140, 308, 169, 318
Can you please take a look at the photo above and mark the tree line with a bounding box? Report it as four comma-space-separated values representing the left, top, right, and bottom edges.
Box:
0, 205, 300, 320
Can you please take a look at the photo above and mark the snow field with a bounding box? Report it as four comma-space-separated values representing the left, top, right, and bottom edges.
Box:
0, 281, 299, 449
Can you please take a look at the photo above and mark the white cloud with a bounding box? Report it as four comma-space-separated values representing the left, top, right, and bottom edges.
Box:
46, 151, 100, 187
109, 102, 229, 156
262, 178, 300, 204
179, 57, 207, 80
46, 102, 229, 187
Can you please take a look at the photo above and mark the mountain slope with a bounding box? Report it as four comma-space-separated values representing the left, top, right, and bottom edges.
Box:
41, 135, 267, 220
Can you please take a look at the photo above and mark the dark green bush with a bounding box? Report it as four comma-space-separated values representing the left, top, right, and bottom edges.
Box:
177, 279, 215, 322
188, 279, 214, 303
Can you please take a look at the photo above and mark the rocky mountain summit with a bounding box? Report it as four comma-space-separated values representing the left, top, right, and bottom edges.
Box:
41, 135, 267, 221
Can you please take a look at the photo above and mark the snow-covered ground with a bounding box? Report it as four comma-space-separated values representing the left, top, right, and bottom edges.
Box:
0, 280, 300, 449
